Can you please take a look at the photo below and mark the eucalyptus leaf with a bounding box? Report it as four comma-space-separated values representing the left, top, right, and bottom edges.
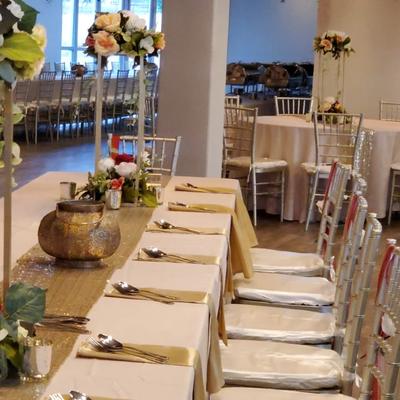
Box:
5, 283, 46, 324
0, 5, 19, 35
0, 60, 17, 84
0, 32, 44, 62
13, 0, 38, 33
0, 339, 21, 369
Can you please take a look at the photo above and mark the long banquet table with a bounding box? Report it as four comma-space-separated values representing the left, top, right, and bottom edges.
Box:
0, 172, 242, 400
256, 115, 400, 221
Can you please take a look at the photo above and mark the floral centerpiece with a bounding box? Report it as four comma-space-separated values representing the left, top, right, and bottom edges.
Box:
318, 96, 345, 114
313, 31, 354, 60
84, 10, 165, 64
77, 151, 157, 207
0, 283, 46, 380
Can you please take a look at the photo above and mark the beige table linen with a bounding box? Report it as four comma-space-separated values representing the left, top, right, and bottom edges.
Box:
256, 115, 400, 220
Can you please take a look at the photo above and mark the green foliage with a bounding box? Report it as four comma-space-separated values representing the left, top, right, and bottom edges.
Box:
0, 32, 44, 63
5, 283, 46, 324
13, 0, 38, 33
0, 60, 16, 84
0, 5, 19, 35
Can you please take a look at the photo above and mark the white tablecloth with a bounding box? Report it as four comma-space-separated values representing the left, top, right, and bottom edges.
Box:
0, 171, 236, 400
256, 115, 400, 221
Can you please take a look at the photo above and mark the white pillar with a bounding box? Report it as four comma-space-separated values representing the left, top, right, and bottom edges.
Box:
157, 0, 230, 176
315, 0, 400, 118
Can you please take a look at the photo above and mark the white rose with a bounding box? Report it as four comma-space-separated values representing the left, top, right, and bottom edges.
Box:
0, 328, 8, 342
17, 323, 28, 341
7, 1, 24, 19
97, 157, 115, 172
141, 150, 150, 164
115, 161, 137, 178
139, 35, 154, 54
122, 11, 146, 31
0, 34, 3, 47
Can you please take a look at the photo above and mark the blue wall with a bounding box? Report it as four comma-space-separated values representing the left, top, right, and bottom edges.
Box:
29, 0, 62, 66
227, 0, 317, 63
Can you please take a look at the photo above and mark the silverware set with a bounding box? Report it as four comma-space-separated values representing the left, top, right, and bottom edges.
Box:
112, 281, 177, 304
49, 390, 91, 400
154, 219, 202, 234
169, 201, 217, 212
139, 246, 198, 264
38, 314, 90, 334
88, 334, 168, 364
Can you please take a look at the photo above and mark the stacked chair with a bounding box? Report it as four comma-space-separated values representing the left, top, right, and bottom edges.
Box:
211, 161, 400, 399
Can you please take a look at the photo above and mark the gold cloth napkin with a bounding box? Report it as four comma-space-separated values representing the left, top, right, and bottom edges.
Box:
168, 203, 254, 294
59, 396, 126, 400
106, 287, 226, 378
145, 224, 226, 235
137, 249, 220, 265
78, 342, 208, 400
175, 183, 258, 247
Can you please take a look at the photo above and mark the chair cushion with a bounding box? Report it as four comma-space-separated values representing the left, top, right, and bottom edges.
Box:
221, 339, 343, 390
391, 162, 400, 171
225, 303, 335, 344
234, 272, 335, 306
211, 387, 352, 400
224, 156, 287, 170
251, 248, 325, 276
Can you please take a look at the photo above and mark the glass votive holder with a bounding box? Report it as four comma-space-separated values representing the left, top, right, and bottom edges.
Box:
60, 181, 77, 200
20, 337, 52, 381
105, 189, 122, 210
154, 186, 165, 206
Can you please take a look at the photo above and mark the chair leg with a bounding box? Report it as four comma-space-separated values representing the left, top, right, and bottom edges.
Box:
305, 172, 319, 231
280, 169, 285, 223
388, 170, 396, 225
252, 168, 257, 226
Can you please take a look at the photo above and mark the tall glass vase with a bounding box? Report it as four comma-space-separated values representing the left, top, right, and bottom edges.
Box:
94, 54, 105, 172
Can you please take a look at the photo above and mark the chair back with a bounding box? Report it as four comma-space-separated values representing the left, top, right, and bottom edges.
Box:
111, 61, 120, 72
41, 62, 51, 72
54, 62, 66, 73
316, 162, 351, 264
359, 245, 400, 400
223, 106, 257, 165
339, 214, 382, 395
78, 74, 95, 103
114, 70, 129, 101
14, 80, 31, 105
102, 70, 112, 100
108, 134, 182, 176
59, 71, 76, 103
145, 64, 158, 97
379, 100, 400, 121
145, 96, 156, 135
85, 62, 97, 72
333, 193, 368, 330
313, 112, 364, 171
225, 95, 240, 107
37, 71, 57, 104
274, 96, 313, 115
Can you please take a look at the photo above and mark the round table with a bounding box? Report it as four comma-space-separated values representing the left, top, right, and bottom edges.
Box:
256, 115, 400, 221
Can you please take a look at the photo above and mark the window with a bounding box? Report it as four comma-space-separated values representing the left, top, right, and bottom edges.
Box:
61, 0, 162, 69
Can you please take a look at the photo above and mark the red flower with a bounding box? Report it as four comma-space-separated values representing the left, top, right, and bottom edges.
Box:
115, 153, 134, 165
110, 177, 125, 190
85, 35, 95, 47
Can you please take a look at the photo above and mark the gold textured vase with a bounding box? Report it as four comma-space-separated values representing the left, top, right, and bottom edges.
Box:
38, 200, 121, 268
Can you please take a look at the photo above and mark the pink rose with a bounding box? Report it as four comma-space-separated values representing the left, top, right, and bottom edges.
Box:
93, 31, 120, 57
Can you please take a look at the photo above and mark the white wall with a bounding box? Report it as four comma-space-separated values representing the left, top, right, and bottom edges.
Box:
29, 0, 62, 66
315, 0, 400, 118
227, 0, 317, 63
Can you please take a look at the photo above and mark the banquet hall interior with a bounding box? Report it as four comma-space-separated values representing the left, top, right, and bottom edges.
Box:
1, 0, 400, 399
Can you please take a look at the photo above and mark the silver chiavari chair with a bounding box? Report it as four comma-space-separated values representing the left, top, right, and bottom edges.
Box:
222, 106, 288, 225
250, 162, 349, 277
220, 215, 383, 394
274, 96, 313, 115
379, 100, 400, 122
53, 70, 77, 140
54, 62, 66, 74
303, 112, 364, 231
107, 134, 182, 176
14, 80, 31, 144
25, 71, 57, 144
76, 74, 96, 136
